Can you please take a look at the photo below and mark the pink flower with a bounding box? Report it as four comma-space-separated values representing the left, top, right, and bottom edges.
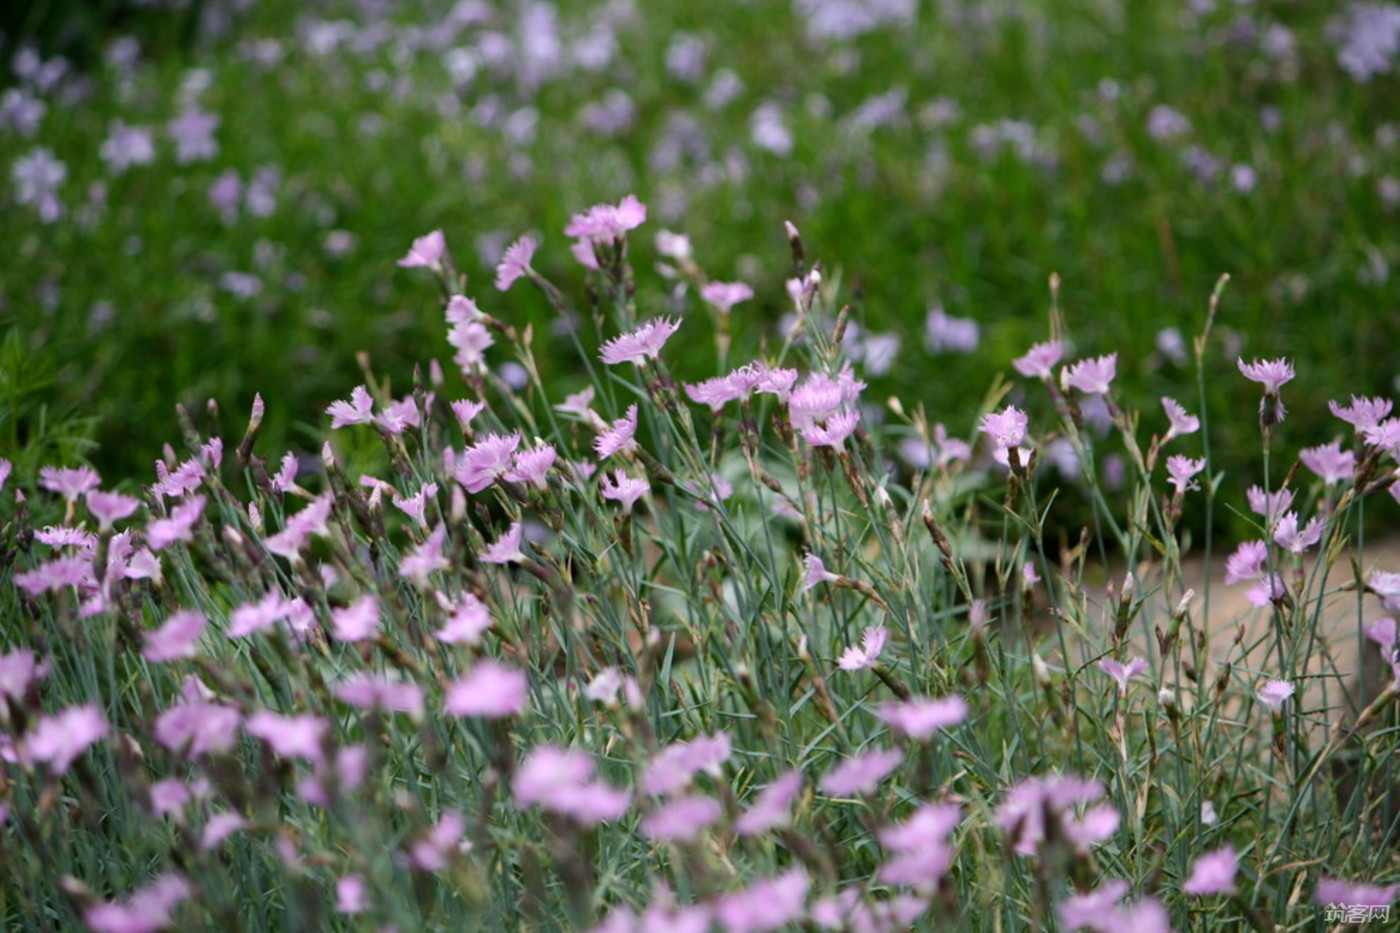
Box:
375, 396, 420, 435
599, 469, 650, 511
642, 734, 732, 796
714, 868, 810, 933
495, 235, 538, 291
327, 385, 375, 428
200, 811, 248, 852
39, 465, 100, 501
335, 876, 367, 915
1057, 880, 1130, 931
14, 555, 97, 595
392, 482, 438, 527
397, 229, 446, 268
1061, 353, 1118, 395
1161, 397, 1200, 442
1330, 395, 1393, 432
331, 595, 380, 642
1315, 877, 1397, 908
445, 660, 528, 718
734, 771, 803, 837
245, 711, 328, 762
1183, 846, 1238, 896
1246, 573, 1287, 607
1246, 485, 1294, 524
407, 811, 468, 871
436, 593, 492, 644
1273, 512, 1323, 553
457, 432, 523, 493
819, 747, 903, 796
400, 524, 450, 584
335, 674, 424, 717
555, 386, 596, 417
1300, 441, 1354, 486
448, 320, 494, 372
504, 444, 557, 488
685, 374, 751, 411
26, 703, 108, 774
1012, 340, 1064, 379
0, 649, 46, 701
838, 626, 887, 671
801, 553, 840, 592
86, 490, 142, 531
599, 317, 682, 366
980, 406, 1028, 449
1166, 455, 1206, 493
1224, 540, 1268, 584
513, 744, 631, 824
153, 685, 241, 756
228, 590, 296, 638
701, 281, 754, 313
875, 695, 968, 739
270, 453, 298, 493
877, 802, 960, 889
480, 522, 527, 564
263, 492, 334, 561
143, 610, 206, 662
594, 404, 639, 459
451, 399, 486, 430
640, 794, 723, 842
799, 409, 861, 448
145, 495, 206, 551
564, 194, 647, 241
1097, 657, 1148, 694
996, 774, 1108, 856
1237, 356, 1295, 393
84, 874, 190, 933
1257, 679, 1295, 709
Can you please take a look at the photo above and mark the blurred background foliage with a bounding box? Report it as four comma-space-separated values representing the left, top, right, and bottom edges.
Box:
2, 0, 1398, 540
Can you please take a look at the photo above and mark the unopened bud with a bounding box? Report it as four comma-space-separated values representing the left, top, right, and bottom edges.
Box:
1032, 653, 1052, 686
1174, 589, 1195, 620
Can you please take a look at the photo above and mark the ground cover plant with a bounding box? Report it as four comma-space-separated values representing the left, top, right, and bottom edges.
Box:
4, 203, 1400, 930
3, 0, 1400, 509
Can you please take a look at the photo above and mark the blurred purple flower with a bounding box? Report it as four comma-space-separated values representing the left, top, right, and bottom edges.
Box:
99, 121, 155, 174
1062, 354, 1118, 395
513, 744, 631, 824
166, 106, 219, 164
246, 711, 328, 762
480, 522, 527, 564
641, 794, 723, 842
838, 626, 887, 671
924, 306, 979, 353
26, 703, 107, 774
1183, 846, 1238, 896
642, 733, 731, 796
445, 659, 528, 717
495, 235, 537, 291
599, 317, 681, 366
142, 610, 206, 662
12, 147, 66, 222
735, 770, 803, 837
875, 695, 968, 740
819, 747, 903, 796
397, 229, 446, 269
1258, 679, 1295, 710
84, 874, 190, 933
1300, 441, 1355, 486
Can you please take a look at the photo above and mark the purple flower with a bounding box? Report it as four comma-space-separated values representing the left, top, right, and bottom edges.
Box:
12, 147, 66, 223
838, 626, 887, 671
26, 704, 108, 774
495, 235, 537, 291
701, 281, 754, 313
513, 744, 631, 824
799, 409, 861, 448
599, 317, 682, 366
1300, 441, 1355, 486
335, 674, 424, 717
1330, 395, 1393, 432
1161, 397, 1200, 442
448, 320, 494, 373
599, 469, 650, 511
1246, 485, 1294, 525
980, 406, 1029, 450
819, 747, 903, 796
877, 802, 960, 889
1257, 679, 1295, 710
1364, 418, 1400, 453
99, 121, 155, 174
398, 229, 447, 269
735, 771, 803, 837
153, 684, 241, 756
801, 553, 840, 592
1224, 540, 1268, 584
1097, 657, 1148, 694
451, 399, 486, 431
640, 794, 723, 842
142, 610, 206, 662
200, 811, 247, 852
1057, 880, 1131, 931
13, 554, 96, 596
408, 811, 468, 871
1012, 340, 1064, 379
336, 876, 367, 915
594, 405, 639, 460
996, 774, 1109, 856
84, 874, 190, 933
924, 306, 980, 353
246, 711, 328, 762
1183, 846, 1238, 896
875, 695, 968, 739
1061, 353, 1118, 395
327, 385, 375, 428
1237, 356, 1295, 393
166, 106, 219, 164
399, 524, 449, 584
445, 660, 528, 718
391, 482, 437, 527
0, 649, 46, 702
1246, 573, 1287, 608
480, 522, 527, 564
642, 734, 732, 796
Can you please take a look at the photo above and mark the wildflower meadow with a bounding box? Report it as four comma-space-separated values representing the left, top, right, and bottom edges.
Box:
5, 1, 1400, 932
